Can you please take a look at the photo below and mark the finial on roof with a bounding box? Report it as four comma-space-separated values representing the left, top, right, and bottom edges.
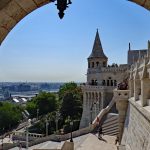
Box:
129, 42, 131, 51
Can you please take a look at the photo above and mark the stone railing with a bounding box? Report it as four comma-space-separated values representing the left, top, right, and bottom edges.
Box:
81, 85, 114, 91
91, 89, 130, 143
3, 127, 91, 150
91, 95, 116, 129
101, 67, 128, 73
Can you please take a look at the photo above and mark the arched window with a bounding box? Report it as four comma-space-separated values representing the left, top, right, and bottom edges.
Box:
88, 62, 90, 68
111, 80, 113, 86
102, 80, 106, 86
103, 62, 106, 67
95, 80, 98, 85
92, 62, 94, 68
107, 80, 109, 86
96, 62, 99, 67
91, 80, 95, 85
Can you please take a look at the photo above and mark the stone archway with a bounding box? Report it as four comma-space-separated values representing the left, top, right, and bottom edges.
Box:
0, 0, 52, 44
0, 0, 149, 45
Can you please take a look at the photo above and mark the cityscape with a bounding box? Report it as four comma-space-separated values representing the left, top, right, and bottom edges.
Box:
0, 1, 150, 150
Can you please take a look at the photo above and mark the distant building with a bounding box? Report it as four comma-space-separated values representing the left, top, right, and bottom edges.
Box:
127, 43, 148, 65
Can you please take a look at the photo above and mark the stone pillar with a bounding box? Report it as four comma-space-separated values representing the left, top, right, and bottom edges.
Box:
101, 91, 105, 109
115, 90, 130, 144
83, 92, 86, 108
99, 92, 101, 111
129, 79, 134, 98
134, 79, 140, 101
141, 78, 150, 106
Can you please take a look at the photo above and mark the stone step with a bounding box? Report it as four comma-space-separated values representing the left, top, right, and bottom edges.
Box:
104, 116, 118, 124
103, 126, 119, 133
102, 119, 118, 128
103, 130, 119, 136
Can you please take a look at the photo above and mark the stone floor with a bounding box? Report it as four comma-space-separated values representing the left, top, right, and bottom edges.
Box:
10, 133, 117, 150
76, 134, 117, 150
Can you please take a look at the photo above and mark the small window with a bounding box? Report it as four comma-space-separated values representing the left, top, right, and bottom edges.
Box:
96, 62, 99, 67
103, 62, 106, 67
107, 80, 109, 86
91, 80, 95, 85
111, 80, 113, 86
102, 80, 106, 86
95, 80, 98, 85
92, 62, 94, 68
88, 62, 90, 68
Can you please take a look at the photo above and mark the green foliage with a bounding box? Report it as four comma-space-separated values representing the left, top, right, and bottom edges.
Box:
0, 102, 22, 133
59, 82, 77, 100
26, 101, 37, 118
28, 83, 83, 135
29, 112, 58, 135
60, 92, 82, 120
59, 82, 83, 121
63, 120, 80, 134
26, 92, 58, 118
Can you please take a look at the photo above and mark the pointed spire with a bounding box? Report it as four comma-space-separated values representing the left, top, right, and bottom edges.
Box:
92, 29, 103, 52
88, 29, 107, 59
129, 42, 131, 51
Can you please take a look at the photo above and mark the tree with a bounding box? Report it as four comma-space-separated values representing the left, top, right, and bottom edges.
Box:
0, 102, 22, 133
26, 92, 58, 118
59, 83, 83, 120
59, 82, 77, 100
60, 92, 82, 120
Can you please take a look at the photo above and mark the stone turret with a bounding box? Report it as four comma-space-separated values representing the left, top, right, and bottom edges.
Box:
88, 30, 108, 69
147, 40, 150, 57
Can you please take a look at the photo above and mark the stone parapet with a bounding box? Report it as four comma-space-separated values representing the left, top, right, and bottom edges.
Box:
101, 65, 129, 73
81, 85, 114, 92
115, 90, 130, 144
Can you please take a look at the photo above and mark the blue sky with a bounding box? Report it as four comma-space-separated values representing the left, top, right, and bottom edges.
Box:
0, 0, 150, 82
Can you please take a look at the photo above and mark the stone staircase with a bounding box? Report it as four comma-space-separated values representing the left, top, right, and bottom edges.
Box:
102, 113, 119, 136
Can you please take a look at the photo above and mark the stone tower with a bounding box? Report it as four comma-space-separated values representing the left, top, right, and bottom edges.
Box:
87, 29, 108, 86
79, 30, 129, 128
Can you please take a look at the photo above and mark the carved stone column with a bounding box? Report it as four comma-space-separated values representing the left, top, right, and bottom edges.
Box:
115, 90, 130, 144
129, 79, 134, 98
101, 91, 105, 109
141, 79, 150, 106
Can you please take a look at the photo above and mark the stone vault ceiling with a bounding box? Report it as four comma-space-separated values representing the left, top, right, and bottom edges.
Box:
0, 0, 11, 10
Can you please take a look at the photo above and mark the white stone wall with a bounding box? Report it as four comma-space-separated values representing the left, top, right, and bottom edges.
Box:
121, 99, 150, 150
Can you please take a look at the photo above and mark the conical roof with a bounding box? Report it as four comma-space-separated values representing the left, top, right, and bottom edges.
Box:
88, 30, 107, 59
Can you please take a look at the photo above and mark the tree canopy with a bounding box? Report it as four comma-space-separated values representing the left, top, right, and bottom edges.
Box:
26, 92, 58, 118
0, 102, 22, 133
59, 82, 83, 120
